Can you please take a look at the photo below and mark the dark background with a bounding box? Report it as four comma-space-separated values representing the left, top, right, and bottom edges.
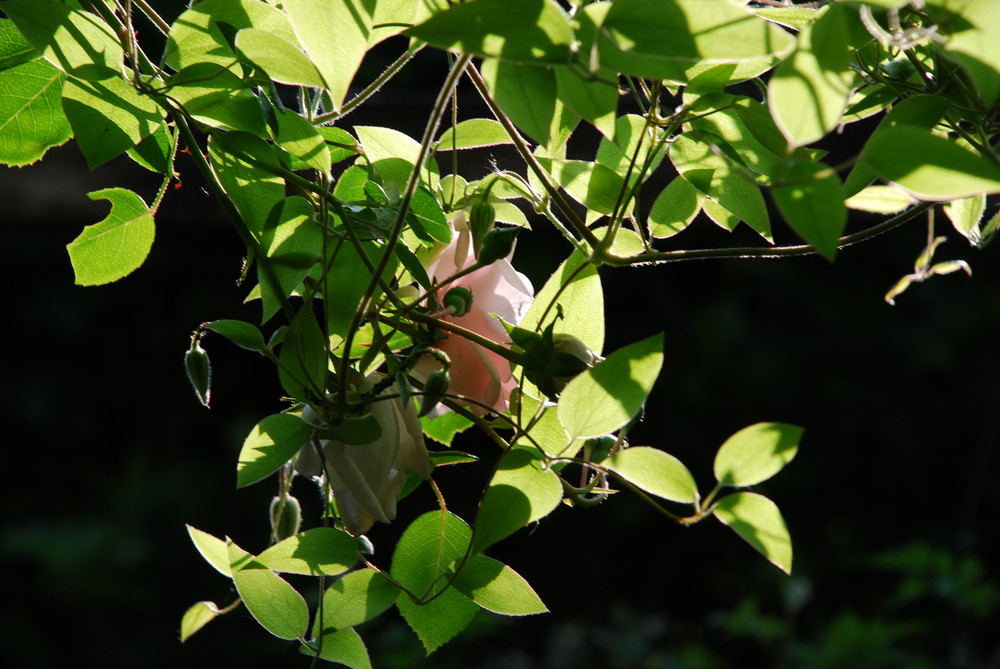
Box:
3, 20, 1000, 669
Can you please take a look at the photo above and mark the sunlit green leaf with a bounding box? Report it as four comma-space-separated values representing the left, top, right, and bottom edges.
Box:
66, 188, 154, 286
407, 0, 573, 63
0, 20, 71, 166
863, 127, 1000, 200
186, 525, 232, 577
277, 307, 328, 402
228, 540, 310, 640
945, 193, 987, 245
257, 527, 358, 575
301, 628, 372, 668
471, 447, 562, 554
318, 568, 400, 630
772, 158, 846, 260
480, 58, 556, 146
554, 65, 618, 139
259, 196, 322, 322
397, 586, 478, 655
356, 125, 439, 192
648, 176, 702, 238
208, 131, 285, 237
542, 158, 626, 215
844, 185, 914, 214
167, 64, 267, 135
452, 555, 547, 615
205, 319, 267, 352
713, 492, 793, 574
235, 28, 325, 88
274, 109, 331, 173
558, 333, 663, 440
284, 0, 371, 110
180, 601, 221, 642
436, 118, 512, 150
4, 0, 123, 80
714, 422, 802, 487
237, 413, 313, 488
605, 446, 698, 504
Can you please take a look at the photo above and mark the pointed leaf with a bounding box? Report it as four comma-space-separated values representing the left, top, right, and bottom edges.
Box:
180, 601, 221, 642
356, 125, 439, 192
237, 413, 313, 488
558, 333, 664, 440
480, 58, 556, 146
275, 109, 331, 173
406, 0, 573, 64
452, 555, 547, 616
301, 627, 372, 669
257, 527, 359, 575
604, 446, 698, 504
66, 188, 154, 286
235, 28, 326, 88
713, 492, 792, 574
186, 525, 232, 577
228, 540, 310, 640
647, 176, 702, 239
209, 131, 285, 238
714, 422, 802, 487
772, 158, 846, 260
259, 196, 322, 322
436, 119, 512, 150
205, 319, 267, 352
471, 447, 563, 554
397, 586, 478, 654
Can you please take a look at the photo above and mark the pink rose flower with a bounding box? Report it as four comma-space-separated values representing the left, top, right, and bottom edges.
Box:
419, 216, 534, 415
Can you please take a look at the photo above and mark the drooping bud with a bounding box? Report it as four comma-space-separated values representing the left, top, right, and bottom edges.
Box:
468, 199, 496, 258
442, 286, 473, 316
585, 435, 617, 463
477, 225, 519, 266
550, 333, 599, 394
184, 332, 212, 408
419, 369, 450, 417
269, 494, 302, 540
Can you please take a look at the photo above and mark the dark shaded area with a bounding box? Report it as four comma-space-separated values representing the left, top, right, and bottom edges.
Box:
3, 28, 1000, 669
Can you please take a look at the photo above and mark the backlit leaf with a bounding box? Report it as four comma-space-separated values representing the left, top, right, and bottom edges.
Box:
237, 413, 313, 488
713, 492, 793, 574
452, 555, 547, 615
66, 188, 154, 286
605, 446, 698, 503
714, 422, 802, 487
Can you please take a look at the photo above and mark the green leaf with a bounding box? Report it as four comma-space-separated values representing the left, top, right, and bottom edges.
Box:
943, 0, 1000, 103
235, 27, 326, 88
66, 188, 155, 286
283, 0, 371, 110
180, 601, 221, 642
669, 133, 771, 241
542, 158, 626, 216
861, 127, 1000, 200
301, 627, 372, 669
647, 176, 702, 239
420, 411, 473, 446
318, 568, 400, 630
843, 94, 950, 198
397, 586, 478, 655
713, 422, 802, 487
167, 64, 267, 135
61, 76, 165, 169
274, 109, 331, 173
4, 0, 123, 80
164, 0, 298, 71
713, 492, 793, 574
604, 447, 698, 504
515, 392, 585, 457
558, 333, 664, 440
278, 306, 328, 402
407, 187, 452, 245
772, 158, 846, 261
391, 510, 471, 592
844, 185, 914, 214
318, 126, 359, 165
480, 58, 556, 146
228, 540, 310, 640
237, 413, 313, 488
257, 527, 359, 575
687, 95, 787, 179
259, 196, 322, 322
594, 0, 794, 83
324, 239, 397, 339
186, 525, 232, 577
209, 131, 285, 238
406, 0, 573, 64
436, 119, 512, 150
127, 125, 174, 174
205, 319, 267, 352
471, 447, 563, 555
0, 21, 72, 167
553, 65, 618, 139
356, 125, 439, 192
452, 555, 547, 616
768, 2, 854, 146
595, 114, 665, 185
944, 194, 987, 245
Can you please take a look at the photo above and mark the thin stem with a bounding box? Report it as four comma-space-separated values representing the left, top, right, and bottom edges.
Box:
314, 44, 424, 124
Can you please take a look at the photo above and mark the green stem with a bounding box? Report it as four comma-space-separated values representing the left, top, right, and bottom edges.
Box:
314, 44, 424, 124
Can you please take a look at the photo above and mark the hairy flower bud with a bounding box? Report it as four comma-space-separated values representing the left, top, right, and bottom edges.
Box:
419, 369, 450, 417
184, 334, 212, 408
477, 226, 519, 266
269, 494, 302, 540
468, 199, 496, 258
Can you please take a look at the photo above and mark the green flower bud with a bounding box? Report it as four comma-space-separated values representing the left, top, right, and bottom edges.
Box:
469, 199, 496, 258
184, 334, 211, 408
477, 226, 519, 266
269, 494, 302, 541
442, 286, 474, 317
585, 435, 616, 463
419, 369, 450, 417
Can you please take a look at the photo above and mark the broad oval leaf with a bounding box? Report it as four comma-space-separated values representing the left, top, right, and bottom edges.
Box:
558, 333, 664, 440
713, 492, 792, 574
391, 510, 472, 593
186, 525, 231, 577
205, 319, 267, 352
66, 188, 154, 286
452, 555, 547, 616
235, 28, 325, 88
406, 0, 574, 64
436, 119, 512, 150
471, 447, 562, 554
256, 527, 359, 575
862, 127, 1000, 200
713, 422, 802, 487
228, 541, 310, 640
604, 446, 698, 504
237, 413, 313, 488
318, 568, 400, 630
